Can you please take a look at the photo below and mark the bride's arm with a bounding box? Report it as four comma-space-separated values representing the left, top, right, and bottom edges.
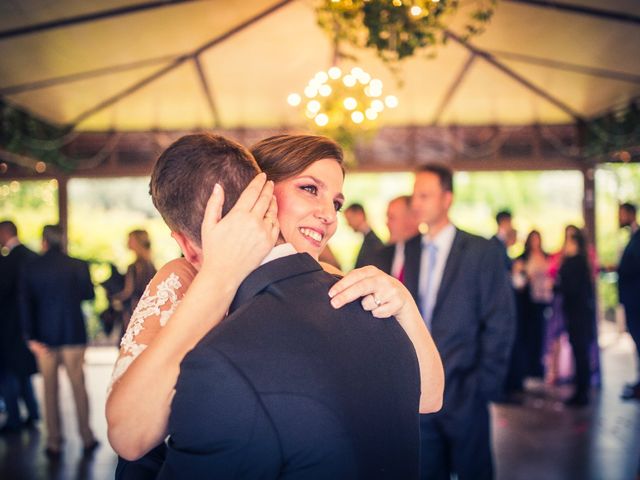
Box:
106, 174, 279, 460
328, 266, 444, 414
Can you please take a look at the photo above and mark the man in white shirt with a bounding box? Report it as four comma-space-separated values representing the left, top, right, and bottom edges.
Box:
402, 163, 516, 480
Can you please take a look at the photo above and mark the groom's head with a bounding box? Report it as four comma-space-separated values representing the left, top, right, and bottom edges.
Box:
150, 133, 260, 265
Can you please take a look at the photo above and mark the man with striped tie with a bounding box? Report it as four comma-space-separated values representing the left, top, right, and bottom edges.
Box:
402, 163, 515, 480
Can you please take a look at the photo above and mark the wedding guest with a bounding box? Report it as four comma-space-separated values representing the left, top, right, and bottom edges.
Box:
112, 230, 156, 333
344, 203, 384, 269
403, 163, 515, 480
0, 221, 40, 433
618, 202, 640, 400
513, 230, 552, 379
558, 227, 595, 406
20, 225, 98, 457
374, 195, 421, 281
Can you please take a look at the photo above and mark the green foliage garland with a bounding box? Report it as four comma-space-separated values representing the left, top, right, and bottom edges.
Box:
317, 0, 498, 63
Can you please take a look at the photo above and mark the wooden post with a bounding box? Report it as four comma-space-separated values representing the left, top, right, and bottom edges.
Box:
57, 175, 68, 253
582, 165, 596, 249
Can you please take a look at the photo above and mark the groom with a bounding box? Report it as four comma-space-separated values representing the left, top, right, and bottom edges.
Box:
149, 133, 422, 479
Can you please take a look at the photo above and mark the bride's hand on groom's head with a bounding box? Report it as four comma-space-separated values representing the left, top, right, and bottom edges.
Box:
328, 266, 411, 320
200, 173, 279, 281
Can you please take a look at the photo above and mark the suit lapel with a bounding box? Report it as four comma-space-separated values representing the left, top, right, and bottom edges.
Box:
432, 229, 466, 320
402, 234, 422, 301
229, 253, 323, 314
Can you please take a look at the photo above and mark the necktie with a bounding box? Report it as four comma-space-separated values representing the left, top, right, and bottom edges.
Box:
420, 242, 438, 330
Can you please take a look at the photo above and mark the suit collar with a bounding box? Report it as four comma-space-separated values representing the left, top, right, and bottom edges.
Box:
229, 253, 323, 314
402, 234, 423, 300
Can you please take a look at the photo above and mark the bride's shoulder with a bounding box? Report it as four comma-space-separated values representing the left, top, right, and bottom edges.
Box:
150, 257, 198, 289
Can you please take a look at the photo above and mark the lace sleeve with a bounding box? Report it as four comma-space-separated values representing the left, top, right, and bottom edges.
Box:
107, 258, 197, 395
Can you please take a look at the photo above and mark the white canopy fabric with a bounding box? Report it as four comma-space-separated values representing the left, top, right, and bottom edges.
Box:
1, 0, 639, 132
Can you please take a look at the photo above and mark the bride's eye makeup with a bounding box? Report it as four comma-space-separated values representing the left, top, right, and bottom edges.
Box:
300, 184, 318, 195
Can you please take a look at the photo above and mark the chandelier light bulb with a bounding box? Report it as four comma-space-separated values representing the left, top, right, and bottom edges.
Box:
369, 79, 383, 91
343, 75, 357, 87
384, 95, 399, 108
304, 86, 318, 98
287, 93, 301, 106
358, 72, 371, 84
315, 71, 329, 84
410, 6, 422, 16
343, 97, 358, 110
371, 99, 385, 112
307, 100, 321, 113
315, 113, 329, 126
365, 108, 378, 120
368, 88, 382, 98
351, 111, 364, 124
319, 84, 332, 97
309, 78, 322, 88
328, 66, 342, 79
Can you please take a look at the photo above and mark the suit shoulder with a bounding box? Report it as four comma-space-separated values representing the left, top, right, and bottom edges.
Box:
457, 229, 492, 248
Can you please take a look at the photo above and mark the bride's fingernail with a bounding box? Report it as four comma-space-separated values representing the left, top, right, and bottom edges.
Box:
213, 183, 221, 195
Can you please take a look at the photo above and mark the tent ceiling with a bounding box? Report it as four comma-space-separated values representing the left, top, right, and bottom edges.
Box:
0, 0, 639, 131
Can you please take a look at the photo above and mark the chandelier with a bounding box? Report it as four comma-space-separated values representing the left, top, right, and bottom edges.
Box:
317, 0, 497, 63
287, 66, 397, 149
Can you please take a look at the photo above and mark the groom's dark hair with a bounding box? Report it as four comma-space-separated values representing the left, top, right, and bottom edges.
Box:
150, 133, 260, 245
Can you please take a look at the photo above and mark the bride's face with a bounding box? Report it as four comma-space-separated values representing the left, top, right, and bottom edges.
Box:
274, 158, 345, 260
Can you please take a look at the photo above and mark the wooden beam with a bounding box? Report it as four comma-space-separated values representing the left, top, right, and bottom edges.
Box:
193, 56, 221, 128
0, 1, 197, 41
489, 50, 640, 85
0, 54, 179, 96
504, 0, 640, 25
431, 52, 476, 126
445, 30, 586, 123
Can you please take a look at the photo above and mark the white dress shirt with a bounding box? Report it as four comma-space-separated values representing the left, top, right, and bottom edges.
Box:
260, 242, 298, 266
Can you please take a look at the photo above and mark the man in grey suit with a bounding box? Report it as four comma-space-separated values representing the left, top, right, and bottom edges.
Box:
402, 163, 515, 480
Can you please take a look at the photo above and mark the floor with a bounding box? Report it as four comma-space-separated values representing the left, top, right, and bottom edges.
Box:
1, 328, 639, 480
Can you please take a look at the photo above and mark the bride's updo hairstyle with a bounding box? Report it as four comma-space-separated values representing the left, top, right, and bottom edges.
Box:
250, 134, 345, 183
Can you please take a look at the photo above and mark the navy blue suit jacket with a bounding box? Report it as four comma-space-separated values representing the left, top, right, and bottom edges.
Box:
354, 230, 384, 269
159, 253, 420, 479
0, 244, 38, 375
403, 229, 515, 419
20, 248, 95, 346
489, 234, 512, 272
372, 243, 395, 275
618, 229, 640, 313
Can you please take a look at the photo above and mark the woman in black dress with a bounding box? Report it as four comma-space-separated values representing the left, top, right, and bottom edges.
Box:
558, 226, 595, 406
